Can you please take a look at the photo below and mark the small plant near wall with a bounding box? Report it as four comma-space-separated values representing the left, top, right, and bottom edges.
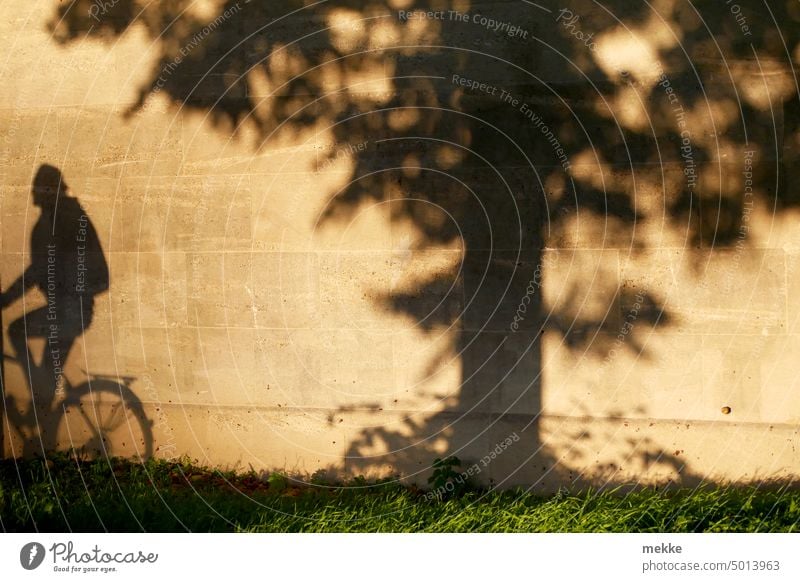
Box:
427, 456, 475, 500
268, 472, 289, 492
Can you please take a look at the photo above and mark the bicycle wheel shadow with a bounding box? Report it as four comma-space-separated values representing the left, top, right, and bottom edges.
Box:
1, 164, 152, 461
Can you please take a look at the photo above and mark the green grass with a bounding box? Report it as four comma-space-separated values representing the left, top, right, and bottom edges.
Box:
2, 455, 800, 532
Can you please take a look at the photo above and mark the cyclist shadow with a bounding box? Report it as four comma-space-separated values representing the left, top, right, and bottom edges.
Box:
1, 164, 152, 460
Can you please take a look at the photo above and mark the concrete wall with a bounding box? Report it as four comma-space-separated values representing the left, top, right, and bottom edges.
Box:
2, 0, 800, 490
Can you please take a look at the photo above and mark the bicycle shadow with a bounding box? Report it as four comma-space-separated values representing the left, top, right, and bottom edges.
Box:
1, 164, 152, 460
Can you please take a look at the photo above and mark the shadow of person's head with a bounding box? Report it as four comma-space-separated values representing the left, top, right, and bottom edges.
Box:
32, 164, 69, 208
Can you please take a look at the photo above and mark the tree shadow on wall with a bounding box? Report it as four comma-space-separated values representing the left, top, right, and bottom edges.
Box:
47, 0, 800, 489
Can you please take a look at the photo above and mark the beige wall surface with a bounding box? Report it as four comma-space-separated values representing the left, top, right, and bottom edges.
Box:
2, 0, 800, 490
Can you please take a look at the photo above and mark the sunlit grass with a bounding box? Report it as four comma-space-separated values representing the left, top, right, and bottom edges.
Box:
2, 456, 799, 532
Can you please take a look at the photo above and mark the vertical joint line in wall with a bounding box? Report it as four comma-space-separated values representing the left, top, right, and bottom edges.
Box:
785, 252, 789, 332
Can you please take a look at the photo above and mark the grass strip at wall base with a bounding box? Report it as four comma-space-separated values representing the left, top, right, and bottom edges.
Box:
2, 456, 799, 532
